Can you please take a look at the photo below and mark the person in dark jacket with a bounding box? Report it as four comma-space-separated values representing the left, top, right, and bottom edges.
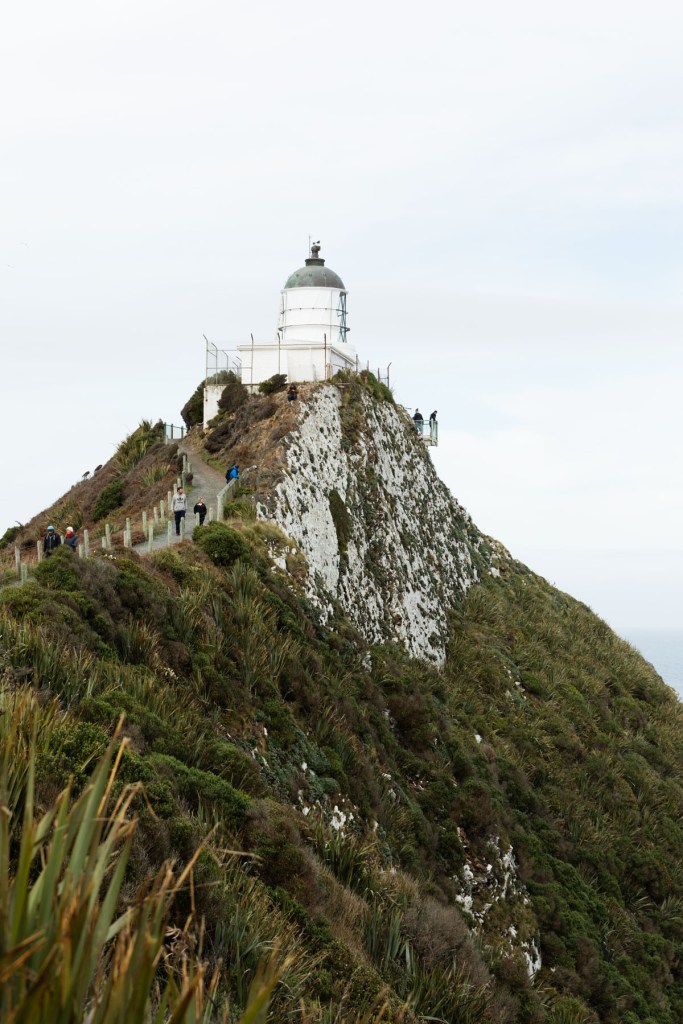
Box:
193, 497, 208, 525
429, 410, 437, 427
43, 525, 62, 556
226, 464, 239, 481
287, 384, 298, 402
64, 526, 78, 551
413, 409, 424, 432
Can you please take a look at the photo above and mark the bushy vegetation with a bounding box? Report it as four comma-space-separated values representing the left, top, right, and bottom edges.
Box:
3, 521, 683, 1022
217, 379, 249, 417
193, 520, 252, 566
258, 373, 288, 395
115, 419, 165, 470
4, 386, 683, 1022
0, 524, 20, 548
334, 368, 394, 404
92, 478, 124, 521
181, 379, 205, 428
328, 489, 351, 559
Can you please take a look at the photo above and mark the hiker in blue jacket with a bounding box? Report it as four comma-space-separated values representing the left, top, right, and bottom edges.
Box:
226, 464, 239, 482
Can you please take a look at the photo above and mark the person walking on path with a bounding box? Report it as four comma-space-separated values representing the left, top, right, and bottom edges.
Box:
64, 526, 78, 551
226, 464, 239, 482
172, 487, 188, 536
193, 497, 207, 526
43, 525, 61, 556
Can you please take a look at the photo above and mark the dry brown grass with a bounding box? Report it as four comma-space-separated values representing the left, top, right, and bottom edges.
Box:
1, 443, 180, 572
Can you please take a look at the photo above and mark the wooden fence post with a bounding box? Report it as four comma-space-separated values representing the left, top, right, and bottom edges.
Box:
36, 540, 43, 563
84, 529, 90, 558
167, 521, 172, 546
15, 546, 21, 578
142, 510, 147, 533
105, 524, 112, 549
148, 525, 154, 554
20, 564, 28, 585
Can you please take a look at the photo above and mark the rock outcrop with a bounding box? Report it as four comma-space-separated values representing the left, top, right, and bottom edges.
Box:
257, 382, 494, 662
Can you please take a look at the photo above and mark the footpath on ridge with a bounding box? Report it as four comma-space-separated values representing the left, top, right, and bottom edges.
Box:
133, 441, 229, 553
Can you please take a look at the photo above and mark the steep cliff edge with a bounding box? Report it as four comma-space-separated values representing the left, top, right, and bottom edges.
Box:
257, 381, 489, 662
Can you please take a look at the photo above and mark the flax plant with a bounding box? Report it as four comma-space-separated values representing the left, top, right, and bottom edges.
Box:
0, 694, 298, 1024
0, 725, 209, 1024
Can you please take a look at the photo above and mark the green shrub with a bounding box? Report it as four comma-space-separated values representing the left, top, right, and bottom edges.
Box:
0, 524, 20, 548
34, 546, 81, 591
92, 479, 124, 521
115, 420, 164, 471
217, 381, 248, 417
193, 521, 251, 567
247, 801, 312, 893
358, 369, 394, 403
180, 381, 204, 428
258, 373, 288, 395
148, 752, 251, 826
150, 548, 195, 584
328, 490, 351, 558
198, 738, 267, 795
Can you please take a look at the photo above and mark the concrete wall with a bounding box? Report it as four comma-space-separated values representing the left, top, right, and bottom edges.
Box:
238, 340, 356, 388
203, 384, 223, 428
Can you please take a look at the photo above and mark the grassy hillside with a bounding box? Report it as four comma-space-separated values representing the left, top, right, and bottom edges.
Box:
1, 387, 682, 1023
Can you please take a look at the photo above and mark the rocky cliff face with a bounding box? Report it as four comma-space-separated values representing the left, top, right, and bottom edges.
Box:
256, 382, 497, 663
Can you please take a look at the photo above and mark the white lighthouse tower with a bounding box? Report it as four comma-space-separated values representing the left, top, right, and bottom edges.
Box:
237, 243, 356, 388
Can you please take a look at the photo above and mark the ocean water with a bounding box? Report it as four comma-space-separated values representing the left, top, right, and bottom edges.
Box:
621, 629, 683, 700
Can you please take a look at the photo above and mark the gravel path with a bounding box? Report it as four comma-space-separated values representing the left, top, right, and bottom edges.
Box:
134, 444, 229, 552
2, 445, 232, 584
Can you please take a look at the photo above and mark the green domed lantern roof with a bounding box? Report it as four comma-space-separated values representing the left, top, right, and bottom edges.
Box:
284, 243, 345, 290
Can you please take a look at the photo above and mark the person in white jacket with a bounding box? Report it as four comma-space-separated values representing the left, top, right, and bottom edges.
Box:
172, 487, 188, 536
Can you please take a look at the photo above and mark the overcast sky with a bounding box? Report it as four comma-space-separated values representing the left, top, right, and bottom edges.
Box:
2, 1, 682, 637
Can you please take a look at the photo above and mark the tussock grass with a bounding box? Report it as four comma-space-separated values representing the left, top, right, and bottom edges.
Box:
116, 419, 165, 471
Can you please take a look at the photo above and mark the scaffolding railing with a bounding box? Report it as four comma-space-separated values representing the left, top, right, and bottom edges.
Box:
164, 423, 186, 441
204, 335, 242, 384
413, 418, 439, 447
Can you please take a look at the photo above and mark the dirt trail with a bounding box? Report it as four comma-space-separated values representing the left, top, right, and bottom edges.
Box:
134, 441, 227, 552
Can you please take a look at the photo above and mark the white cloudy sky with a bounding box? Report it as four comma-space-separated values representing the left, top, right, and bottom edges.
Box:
2, 0, 682, 633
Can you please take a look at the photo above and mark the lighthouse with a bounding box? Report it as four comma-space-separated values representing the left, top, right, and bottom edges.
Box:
237, 243, 357, 388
